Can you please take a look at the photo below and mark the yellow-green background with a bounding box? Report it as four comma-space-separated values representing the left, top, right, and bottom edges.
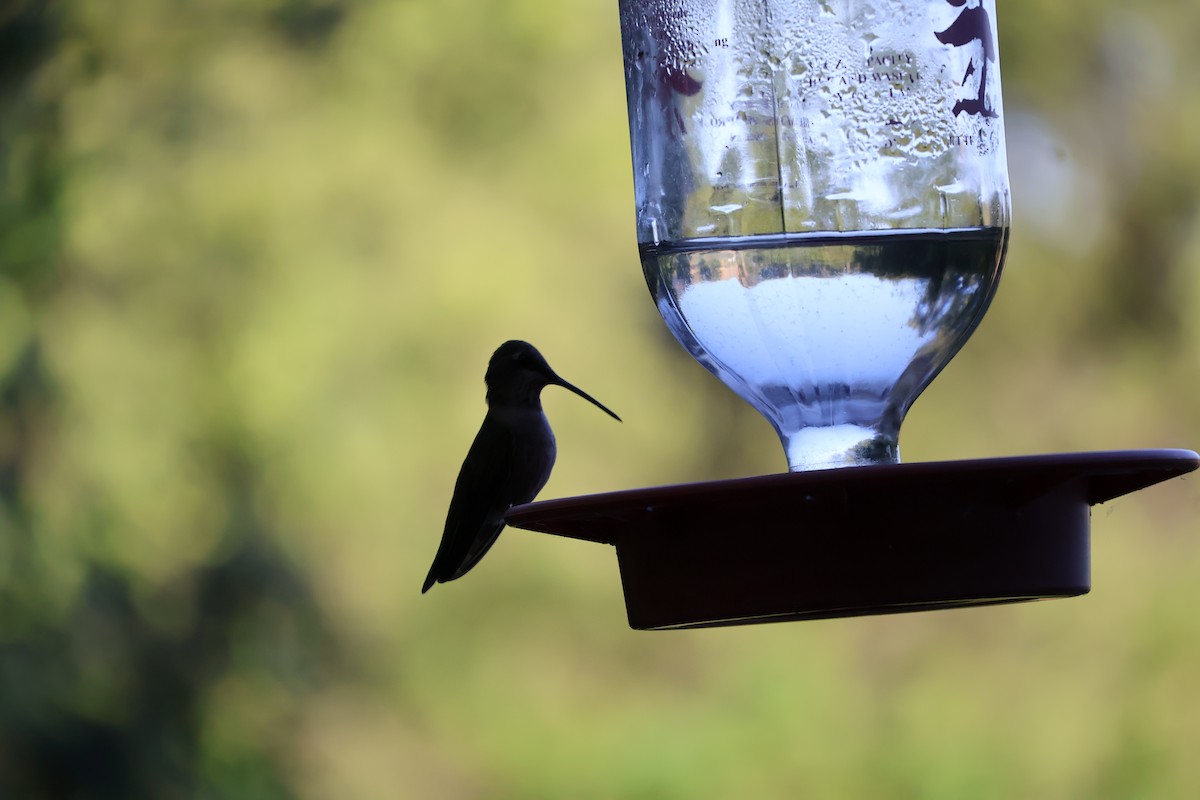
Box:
2, 1, 1199, 797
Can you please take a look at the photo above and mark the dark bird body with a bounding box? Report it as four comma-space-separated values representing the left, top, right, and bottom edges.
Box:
422, 341, 620, 593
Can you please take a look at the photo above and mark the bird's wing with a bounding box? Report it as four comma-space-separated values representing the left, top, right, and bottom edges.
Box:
422, 418, 514, 592
451, 516, 506, 580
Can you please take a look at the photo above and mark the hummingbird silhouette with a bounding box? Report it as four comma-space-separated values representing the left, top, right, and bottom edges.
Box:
422, 340, 621, 593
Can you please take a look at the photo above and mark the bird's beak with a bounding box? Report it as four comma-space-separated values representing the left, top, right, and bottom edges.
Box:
552, 375, 622, 422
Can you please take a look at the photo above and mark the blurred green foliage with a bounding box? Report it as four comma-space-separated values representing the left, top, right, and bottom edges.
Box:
1, 0, 1199, 797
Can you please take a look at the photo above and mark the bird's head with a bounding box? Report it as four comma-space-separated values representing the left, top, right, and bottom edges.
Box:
485, 340, 620, 420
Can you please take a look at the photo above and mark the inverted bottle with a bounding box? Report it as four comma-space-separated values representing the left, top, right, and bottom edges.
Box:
620, 0, 1011, 470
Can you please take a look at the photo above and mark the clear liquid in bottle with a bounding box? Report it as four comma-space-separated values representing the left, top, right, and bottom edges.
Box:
641, 226, 1007, 470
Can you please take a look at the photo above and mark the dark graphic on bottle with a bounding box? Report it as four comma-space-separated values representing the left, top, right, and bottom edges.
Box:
626, 7, 703, 137
935, 0, 998, 118
658, 63, 702, 136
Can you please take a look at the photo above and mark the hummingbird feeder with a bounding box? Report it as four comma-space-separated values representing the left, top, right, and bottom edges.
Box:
505, 0, 1199, 629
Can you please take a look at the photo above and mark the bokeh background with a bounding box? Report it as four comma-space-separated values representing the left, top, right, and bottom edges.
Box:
2, 0, 1199, 797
